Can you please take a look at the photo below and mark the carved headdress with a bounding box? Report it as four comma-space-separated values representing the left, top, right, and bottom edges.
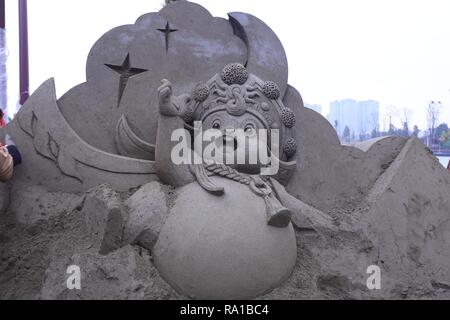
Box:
183, 63, 298, 184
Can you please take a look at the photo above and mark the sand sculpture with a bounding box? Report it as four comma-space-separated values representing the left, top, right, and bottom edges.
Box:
1, 1, 450, 300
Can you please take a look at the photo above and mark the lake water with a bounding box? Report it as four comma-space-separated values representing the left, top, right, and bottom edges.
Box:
438, 156, 450, 168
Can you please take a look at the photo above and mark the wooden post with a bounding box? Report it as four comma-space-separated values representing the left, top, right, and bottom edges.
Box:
19, 0, 29, 106
0, 0, 5, 29
1, 0, 6, 116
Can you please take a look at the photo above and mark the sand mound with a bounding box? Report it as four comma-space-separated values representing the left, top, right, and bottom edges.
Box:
1, 138, 450, 299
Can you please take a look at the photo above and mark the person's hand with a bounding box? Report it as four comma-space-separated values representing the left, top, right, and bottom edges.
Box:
158, 79, 180, 116
158, 79, 172, 106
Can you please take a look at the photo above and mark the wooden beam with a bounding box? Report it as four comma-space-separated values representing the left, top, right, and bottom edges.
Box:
0, 0, 5, 29
19, 0, 29, 105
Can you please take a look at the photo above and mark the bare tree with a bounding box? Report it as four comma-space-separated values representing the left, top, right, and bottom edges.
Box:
368, 112, 379, 136
401, 108, 413, 128
385, 105, 401, 128
385, 105, 412, 129
398, 108, 413, 137
427, 101, 442, 145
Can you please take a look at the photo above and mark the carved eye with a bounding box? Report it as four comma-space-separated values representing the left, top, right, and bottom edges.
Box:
212, 120, 221, 130
245, 124, 256, 136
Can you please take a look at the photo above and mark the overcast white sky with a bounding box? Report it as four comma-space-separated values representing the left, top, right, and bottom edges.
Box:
4, 0, 450, 130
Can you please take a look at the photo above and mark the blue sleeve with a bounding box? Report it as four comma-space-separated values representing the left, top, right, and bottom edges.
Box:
6, 145, 22, 167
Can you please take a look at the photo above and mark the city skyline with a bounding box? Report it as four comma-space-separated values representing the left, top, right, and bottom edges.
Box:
305, 97, 448, 136
326, 99, 380, 139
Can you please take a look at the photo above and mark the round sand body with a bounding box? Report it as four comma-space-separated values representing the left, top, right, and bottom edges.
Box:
153, 177, 297, 300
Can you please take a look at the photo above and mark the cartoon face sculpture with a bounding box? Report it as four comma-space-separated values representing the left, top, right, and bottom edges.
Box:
183, 63, 298, 177
200, 108, 269, 173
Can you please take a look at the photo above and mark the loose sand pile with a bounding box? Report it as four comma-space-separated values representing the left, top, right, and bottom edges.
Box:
1, 137, 449, 300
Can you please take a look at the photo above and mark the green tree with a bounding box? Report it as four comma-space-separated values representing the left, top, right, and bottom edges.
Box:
440, 131, 450, 149
435, 123, 449, 139
388, 124, 396, 135
412, 125, 420, 137
343, 126, 350, 142
402, 122, 409, 137
371, 128, 378, 139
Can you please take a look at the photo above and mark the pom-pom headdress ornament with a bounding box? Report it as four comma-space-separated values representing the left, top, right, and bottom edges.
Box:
184, 63, 298, 166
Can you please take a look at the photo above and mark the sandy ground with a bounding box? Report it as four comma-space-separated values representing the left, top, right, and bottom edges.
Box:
1, 138, 450, 300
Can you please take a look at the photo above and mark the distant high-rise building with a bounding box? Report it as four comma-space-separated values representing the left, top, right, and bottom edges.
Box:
327, 99, 379, 138
305, 103, 322, 115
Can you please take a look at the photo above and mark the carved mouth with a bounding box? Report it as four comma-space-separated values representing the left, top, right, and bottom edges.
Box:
219, 135, 238, 153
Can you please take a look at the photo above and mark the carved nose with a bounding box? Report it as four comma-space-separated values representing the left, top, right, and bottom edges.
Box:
221, 135, 238, 152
